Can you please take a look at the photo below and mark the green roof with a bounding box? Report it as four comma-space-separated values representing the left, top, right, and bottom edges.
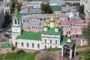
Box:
60, 36, 75, 48
1, 43, 12, 48
43, 28, 61, 35
17, 32, 41, 40
51, 6, 62, 11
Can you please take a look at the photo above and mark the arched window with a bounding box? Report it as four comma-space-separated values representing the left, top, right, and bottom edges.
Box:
21, 42, 24, 47
55, 40, 57, 44
37, 44, 40, 48
15, 19, 17, 24
50, 46, 52, 48
27, 43, 29, 47
32, 43, 34, 48
50, 40, 52, 44
45, 45, 47, 49
15, 42, 17, 46
45, 39, 46, 43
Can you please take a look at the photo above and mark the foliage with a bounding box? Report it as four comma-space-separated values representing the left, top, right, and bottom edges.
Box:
41, 3, 53, 14
78, 5, 84, 14
0, 51, 39, 60
16, 50, 25, 54
82, 22, 90, 46
79, 50, 90, 60
45, 48, 61, 51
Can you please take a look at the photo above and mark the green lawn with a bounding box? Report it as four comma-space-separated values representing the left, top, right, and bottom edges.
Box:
79, 50, 90, 60
0, 51, 39, 60
45, 48, 61, 51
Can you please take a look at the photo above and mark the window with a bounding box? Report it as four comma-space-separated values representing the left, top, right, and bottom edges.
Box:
32, 43, 34, 48
45, 45, 47, 49
55, 40, 57, 44
21, 42, 24, 47
15, 42, 17, 46
15, 19, 17, 24
27, 43, 29, 47
45, 39, 47, 43
37, 44, 40, 48
18, 21, 19, 24
50, 40, 52, 44
50, 46, 52, 48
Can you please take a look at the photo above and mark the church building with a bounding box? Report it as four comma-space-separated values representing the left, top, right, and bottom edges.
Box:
10, 4, 72, 50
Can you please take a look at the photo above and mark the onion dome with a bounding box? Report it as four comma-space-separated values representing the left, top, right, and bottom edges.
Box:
67, 34, 71, 43
50, 17, 55, 22
46, 20, 50, 23
44, 22, 48, 27
55, 23, 59, 28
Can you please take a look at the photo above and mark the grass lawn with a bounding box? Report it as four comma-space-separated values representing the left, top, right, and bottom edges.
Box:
79, 50, 90, 60
0, 51, 39, 60
45, 48, 61, 51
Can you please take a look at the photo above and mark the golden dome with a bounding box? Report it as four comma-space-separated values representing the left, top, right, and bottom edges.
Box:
50, 16, 55, 22
44, 22, 48, 27
55, 24, 60, 28
46, 20, 50, 23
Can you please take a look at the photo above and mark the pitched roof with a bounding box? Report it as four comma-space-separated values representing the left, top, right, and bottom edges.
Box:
17, 32, 41, 40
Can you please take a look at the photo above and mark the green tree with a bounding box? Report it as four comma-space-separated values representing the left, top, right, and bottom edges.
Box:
41, 3, 53, 14
82, 22, 90, 46
79, 5, 84, 14
80, 50, 90, 60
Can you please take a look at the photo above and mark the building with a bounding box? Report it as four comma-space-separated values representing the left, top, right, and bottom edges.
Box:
20, 1, 42, 14
80, 0, 90, 19
3, 0, 11, 15
10, 6, 72, 50
64, 0, 80, 4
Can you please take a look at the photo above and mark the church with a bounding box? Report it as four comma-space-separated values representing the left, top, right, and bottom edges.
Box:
10, 4, 73, 50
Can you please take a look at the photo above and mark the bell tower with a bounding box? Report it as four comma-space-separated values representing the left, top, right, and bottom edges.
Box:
12, 4, 21, 39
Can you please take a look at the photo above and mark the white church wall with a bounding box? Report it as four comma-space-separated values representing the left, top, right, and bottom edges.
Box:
11, 39, 42, 50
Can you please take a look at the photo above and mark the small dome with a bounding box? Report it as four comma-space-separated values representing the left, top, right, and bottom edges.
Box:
67, 38, 71, 43
50, 16, 55, 22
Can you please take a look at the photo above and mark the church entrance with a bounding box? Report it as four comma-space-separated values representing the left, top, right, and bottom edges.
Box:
63, 45, 70, 58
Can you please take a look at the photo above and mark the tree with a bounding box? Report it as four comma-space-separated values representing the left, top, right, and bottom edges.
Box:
41, 3, 53, 14
78, 5, 84, 14
82, 22, 90, 46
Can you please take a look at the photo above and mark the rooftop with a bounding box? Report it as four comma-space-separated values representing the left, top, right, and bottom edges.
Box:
51, 5, 62, 11
17, 32, 41, 40
43, 28, 62, 35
